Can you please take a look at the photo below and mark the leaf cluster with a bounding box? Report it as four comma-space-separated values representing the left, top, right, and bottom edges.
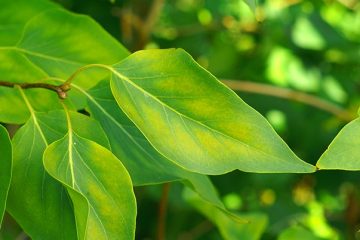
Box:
0, 0, 359, 239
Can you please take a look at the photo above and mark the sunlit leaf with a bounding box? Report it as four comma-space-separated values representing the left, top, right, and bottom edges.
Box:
184, 188, 267, 240
110, 49, 315, 174
317, 117, 360, 170
86, 81, 183, 185
243, 0, 258, 15
292, 16, 326, 50
43, 114, 137, 239
0, 125, 11, 227
84, 79, 241, 221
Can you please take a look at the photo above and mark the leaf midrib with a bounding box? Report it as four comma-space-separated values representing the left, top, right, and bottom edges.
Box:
112, 71, 302, 165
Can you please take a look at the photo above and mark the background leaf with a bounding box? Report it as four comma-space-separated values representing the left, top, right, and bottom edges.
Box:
0, 125, 11, 227
110, 49, 315, 174
243, 0, 257, 15
278, 225, 324, 240
184, 188, 268, 240
43, 127, 137, 239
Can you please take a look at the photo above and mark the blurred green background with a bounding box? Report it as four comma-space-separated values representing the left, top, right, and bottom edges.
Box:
3, 0, 360, 239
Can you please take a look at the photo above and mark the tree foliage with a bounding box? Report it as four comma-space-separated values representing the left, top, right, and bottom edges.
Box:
0, 0, 359, 239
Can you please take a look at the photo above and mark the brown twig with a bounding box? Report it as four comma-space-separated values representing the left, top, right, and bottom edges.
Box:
1, 75, 355, 122
143, 0, 165, 35
157, 183, 171, 240
15, 231, 29, 240
113, 0, 165, 50
222, 79, 355, 122
136, 0, 165, 50
0, 80, 70, 99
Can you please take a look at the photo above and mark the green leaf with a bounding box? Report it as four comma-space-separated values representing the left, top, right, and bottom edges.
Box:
43, 112, 137, 239
14, 9, 128, 88
0, 0, 60, 123
0, 50, 62, 124
87, 80, 195, 185
278, 225, 324, 240
0, 2, 130, 123
7, 88, 110, 239
110, 49, 315, 174
84, 79, 240, 220
0, 0, 59, 46
0, 125, 11, 227
184, 188, 268, 240
8, 91, 76, 239
243, 0, 258, 15
316, 117, 360, 170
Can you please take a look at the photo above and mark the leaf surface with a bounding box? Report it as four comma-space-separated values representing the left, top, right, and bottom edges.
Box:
43, 119, 137, 239
244, 0, 258, 15
0, 0, 59, 46
278, 225, 323, 240
0, 125, 11, 227
85, 80, 239, 220
87, 80, 196, 185
0, 2, 130, 123
317, 117, 360, 170
0, 49, 62, 124
15, 9, 129, 89
110, 49, 315, 174
7, 90, 76, 239
0, 0, 59, 123
7, 88, 109, 239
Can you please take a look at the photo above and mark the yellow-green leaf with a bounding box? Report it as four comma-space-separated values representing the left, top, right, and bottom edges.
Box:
85, 80, 241, 221
7, 89, 110, 239
43, 112, 136, 239
8, 91, 76, 239
110, 49, 315, 174
15, 9, 129, 89
0, 0, 59, 46
0, 50, 62, 124
244, 0, 258, 15
317, 117, 360, 170
0, 1, 130, 123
